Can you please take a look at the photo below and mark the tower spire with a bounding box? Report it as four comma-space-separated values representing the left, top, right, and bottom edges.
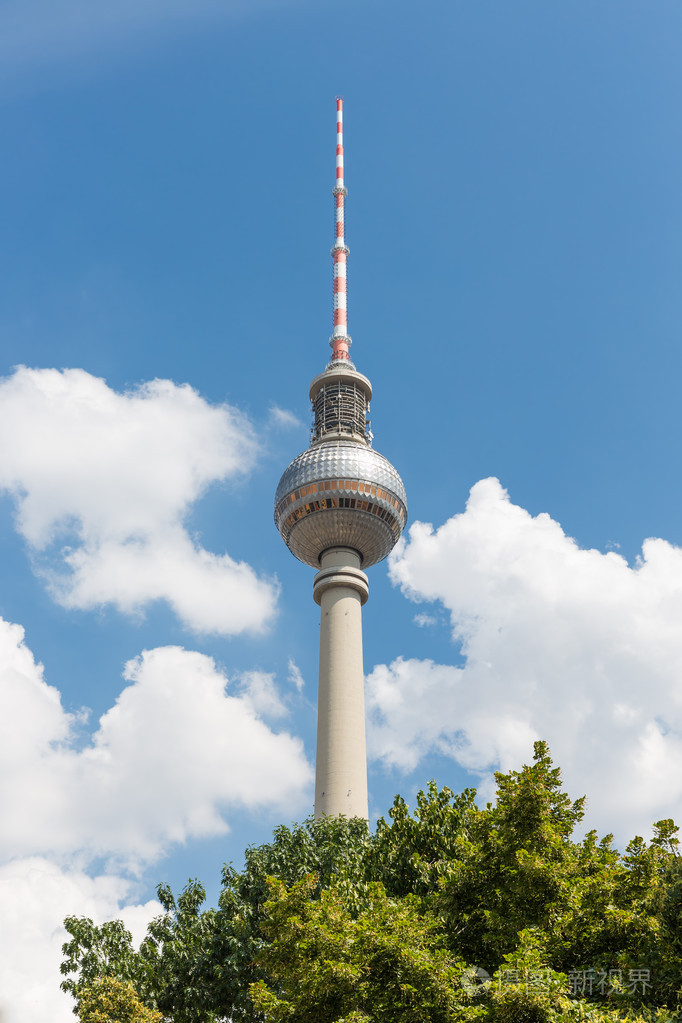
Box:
331, 97, 351, 363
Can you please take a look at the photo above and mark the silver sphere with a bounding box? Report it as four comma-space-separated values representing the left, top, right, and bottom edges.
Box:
275, 440, 407, 568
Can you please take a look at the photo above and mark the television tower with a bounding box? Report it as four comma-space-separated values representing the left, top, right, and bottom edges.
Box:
274, 100, 407, 820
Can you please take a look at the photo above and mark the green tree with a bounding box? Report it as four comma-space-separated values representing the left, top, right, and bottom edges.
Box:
369, 780, 479, 897
61, 819, 372, 1023
435, 743, 636, 973
211, 814, 372, 1021
141, 879, 222, 1023
61, 916, 154, 1009
249, 875, 469, 1023
76, 976, 162, 1023
61, 881, 220, 1023
61, 744, 682, 1020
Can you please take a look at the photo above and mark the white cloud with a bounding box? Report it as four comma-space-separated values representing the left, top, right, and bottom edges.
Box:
269, 406, 304, 430
413, 612, 437, 628
287, 658, 305, 692
0, 367, 277, 635
369, 477, 682, 844
238, 669, 289, 719
0, 615, 312, 1022
0, 616, 312, 869
0, 857, 159, 1023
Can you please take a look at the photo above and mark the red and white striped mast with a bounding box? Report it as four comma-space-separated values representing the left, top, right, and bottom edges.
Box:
331, 97, 351, 363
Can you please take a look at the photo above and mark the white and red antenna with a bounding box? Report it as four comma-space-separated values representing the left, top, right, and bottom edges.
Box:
331, 97, 351, 362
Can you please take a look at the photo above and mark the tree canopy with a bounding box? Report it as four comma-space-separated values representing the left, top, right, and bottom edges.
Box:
61, 742, 682, 1022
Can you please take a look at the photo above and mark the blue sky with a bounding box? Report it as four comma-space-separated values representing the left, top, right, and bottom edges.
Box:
2, 1, 682, 1018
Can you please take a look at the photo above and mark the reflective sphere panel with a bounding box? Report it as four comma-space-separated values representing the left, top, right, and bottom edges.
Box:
274, 441, 408, 568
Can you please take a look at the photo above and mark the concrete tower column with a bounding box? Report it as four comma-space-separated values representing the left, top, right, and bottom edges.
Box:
313, 547, 369, 820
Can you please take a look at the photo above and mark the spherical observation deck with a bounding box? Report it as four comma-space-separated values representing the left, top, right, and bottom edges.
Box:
274, 439, 407, 569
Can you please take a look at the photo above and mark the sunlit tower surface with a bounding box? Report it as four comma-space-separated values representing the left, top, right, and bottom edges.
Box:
274, 100, 407, 819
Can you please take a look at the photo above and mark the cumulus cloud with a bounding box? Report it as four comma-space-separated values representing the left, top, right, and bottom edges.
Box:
287, 658, 305, 693
0, 616, 312, 869
269, 405, 304, 430
413, 612, 437, 628
368, 477, 682, 843
0, 367, 277, 635
238, 669, 289, 719
0, 615, 312, 1022
0, 857, 159, 1023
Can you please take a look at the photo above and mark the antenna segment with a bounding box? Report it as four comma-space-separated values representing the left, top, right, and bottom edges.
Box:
331, 98, 351, 362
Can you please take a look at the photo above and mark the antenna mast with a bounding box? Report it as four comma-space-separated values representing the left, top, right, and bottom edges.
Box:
331, 98, 351, 362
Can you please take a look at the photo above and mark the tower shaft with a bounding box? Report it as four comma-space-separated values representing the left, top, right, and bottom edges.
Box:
313, 547, 369, 818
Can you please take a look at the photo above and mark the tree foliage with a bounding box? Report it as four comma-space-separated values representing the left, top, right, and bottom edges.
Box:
61, 742, 682, 1023
74, 976, 162, 1023
250, 876, 467, 1022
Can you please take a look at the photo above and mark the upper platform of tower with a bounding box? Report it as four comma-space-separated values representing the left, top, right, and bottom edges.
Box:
309, 360, 373, 446
274, 100, 407, 569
